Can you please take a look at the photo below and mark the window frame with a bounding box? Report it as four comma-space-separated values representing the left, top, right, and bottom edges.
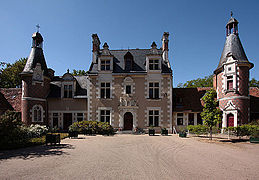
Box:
100, 82, 111, 99
32, 105, 43, 122
177, 113, 184, 125
100, 59, 111, 71
148, 110, 160, 127
100, 110, 111, 124
149, 59, 160, 70
149, 82, 160, 99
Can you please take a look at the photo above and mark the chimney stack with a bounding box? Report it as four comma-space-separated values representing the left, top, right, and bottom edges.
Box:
162, 32, 169, 62
92, 34, 100, 63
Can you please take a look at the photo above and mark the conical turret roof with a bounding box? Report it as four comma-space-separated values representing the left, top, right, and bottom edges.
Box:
21, 32, 49, 77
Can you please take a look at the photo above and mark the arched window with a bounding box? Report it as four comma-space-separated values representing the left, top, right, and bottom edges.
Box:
32, 105, 43, 122
124, 52, 133, 71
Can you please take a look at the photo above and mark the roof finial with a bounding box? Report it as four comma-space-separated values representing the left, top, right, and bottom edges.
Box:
230, 11, 233, 17
67, 69, 69, 73
36, 24, 40, 32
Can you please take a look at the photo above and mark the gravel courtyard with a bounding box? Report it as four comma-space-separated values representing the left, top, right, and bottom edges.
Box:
1, 134, 259, 180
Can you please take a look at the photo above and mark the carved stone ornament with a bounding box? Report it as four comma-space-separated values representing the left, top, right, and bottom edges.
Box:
32, 63, 43, 82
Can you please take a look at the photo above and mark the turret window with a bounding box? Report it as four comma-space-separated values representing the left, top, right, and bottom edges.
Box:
32, 105, 43, 122
101, 60, 110, 70
227, 76, 233, 91
149, 60, 159, 70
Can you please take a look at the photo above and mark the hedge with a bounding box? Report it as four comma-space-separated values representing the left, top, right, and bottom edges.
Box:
69, 121, 114, 135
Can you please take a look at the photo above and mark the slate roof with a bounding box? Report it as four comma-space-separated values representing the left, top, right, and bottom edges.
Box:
21, 47, 49, 76
0, 92, 13, 113
0, 88, 22, 112
48, 76, 87, 98
89, 49, 172, 74
250, 87, 259, 114
172, 87, 211, 112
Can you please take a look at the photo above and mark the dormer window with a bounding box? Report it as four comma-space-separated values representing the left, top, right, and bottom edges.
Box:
124, 52, 133, 71
101, 60, 110, 71
64, 85, 73, 98
126, 85, 131, 94
227, 76, 233, 91
149, 60, 159, 70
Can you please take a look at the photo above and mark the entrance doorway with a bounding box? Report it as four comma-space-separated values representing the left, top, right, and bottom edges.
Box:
63, 113, 72, 131
124, 112, 133, 130
227, 113, 234, 127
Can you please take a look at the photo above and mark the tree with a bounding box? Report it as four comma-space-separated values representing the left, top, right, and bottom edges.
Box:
177, 75, 213, 88
71, 69, 87, 76
0, 58, 27, 88
200, 89, 222, 140
178, 75, 258, 89
250, 78, 259, 88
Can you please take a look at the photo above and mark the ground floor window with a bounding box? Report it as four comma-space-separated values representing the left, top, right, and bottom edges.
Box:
149, 110, 159, 127
177, 113, 183, 125
77, 113, 84, 122
197, 113, 202, 124
188, 113, 194, 125
100, 110, 110, 124
32, 105, 43, 122
53, 113, 59, 127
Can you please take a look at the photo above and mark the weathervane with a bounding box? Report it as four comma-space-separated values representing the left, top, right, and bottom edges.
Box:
230, 11, 233, 17
36, 24, 40, 32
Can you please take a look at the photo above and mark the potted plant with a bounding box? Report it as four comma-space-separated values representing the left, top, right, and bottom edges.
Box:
149, 126, 155, 136
179, 127, 187, 138
250, 130, 259, 143
46, 133, 60, 145
161, 128, 168, 136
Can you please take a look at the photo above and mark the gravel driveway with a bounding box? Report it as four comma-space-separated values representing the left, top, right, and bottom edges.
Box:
0, 134, 259, 180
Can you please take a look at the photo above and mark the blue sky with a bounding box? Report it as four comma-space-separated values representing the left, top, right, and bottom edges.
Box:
0, 0, 258, 86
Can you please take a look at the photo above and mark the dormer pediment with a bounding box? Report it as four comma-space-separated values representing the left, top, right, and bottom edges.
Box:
62, 73, 74, 81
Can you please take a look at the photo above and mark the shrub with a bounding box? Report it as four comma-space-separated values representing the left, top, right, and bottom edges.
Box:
187, 125, 209, 135
21, 124, 49, 138
224, 125, 259, 137
68, 121, 114, 135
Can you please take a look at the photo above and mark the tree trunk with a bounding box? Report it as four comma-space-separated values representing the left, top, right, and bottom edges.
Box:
210, 127, 212, 140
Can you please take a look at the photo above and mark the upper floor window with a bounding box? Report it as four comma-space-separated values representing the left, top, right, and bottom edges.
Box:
149, 60, 159, 70
177, 113, 183, 125
101, 82, 111, 99
100, 110, 110, 124
64, 85, 73, 98
149, 110, 159, 127
101, 60, 110, 71
126, 85, 132, 94
32, 105, 43, 122
227, 76, 233, 91
149, 82, 159, 99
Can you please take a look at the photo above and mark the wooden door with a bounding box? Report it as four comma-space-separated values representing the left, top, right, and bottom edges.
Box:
63, 113, 72, 131
227, 114, 234, 127
124, 112, 133, 130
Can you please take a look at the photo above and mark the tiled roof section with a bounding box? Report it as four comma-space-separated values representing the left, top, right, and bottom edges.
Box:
89, 49, 172, 74
250, 87, 259, 113
215, 34, 253, 73
173, 88, 211, 112
48, 75, 87, 98
21, 47, 49, 76
0, 88, 22, 112
0, 92, 13, 113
